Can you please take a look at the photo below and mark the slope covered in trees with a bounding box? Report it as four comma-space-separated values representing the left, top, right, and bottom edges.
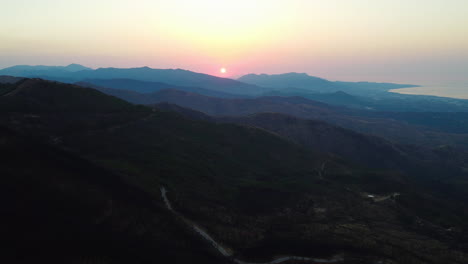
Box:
1, 78, 468, 264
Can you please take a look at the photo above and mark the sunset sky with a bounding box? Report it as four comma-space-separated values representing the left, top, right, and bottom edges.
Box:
1, 0, 467, 84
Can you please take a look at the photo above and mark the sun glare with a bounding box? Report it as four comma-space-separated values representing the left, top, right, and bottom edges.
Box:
220, 67, 227, 74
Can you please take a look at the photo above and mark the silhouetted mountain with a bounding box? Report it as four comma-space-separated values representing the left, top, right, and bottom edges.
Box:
3, 77, 468, 264
77, 78, 242, 98
238, 73, 416, 95
0, 66, 266, 95
0, 64, 92, 76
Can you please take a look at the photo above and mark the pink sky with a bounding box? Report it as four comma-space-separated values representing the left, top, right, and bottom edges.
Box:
1, 0, 467, 85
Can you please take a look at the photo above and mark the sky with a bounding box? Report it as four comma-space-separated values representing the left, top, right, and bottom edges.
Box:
1, 0, 468, 84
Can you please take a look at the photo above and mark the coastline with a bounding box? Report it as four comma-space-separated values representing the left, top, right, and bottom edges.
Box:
389, 84, 468, 100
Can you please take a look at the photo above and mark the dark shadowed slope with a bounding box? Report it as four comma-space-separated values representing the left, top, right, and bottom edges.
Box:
2, 78, 468, 264
0, 78, 141, 112
0, 78, 151, 140
0, 126, 225, 264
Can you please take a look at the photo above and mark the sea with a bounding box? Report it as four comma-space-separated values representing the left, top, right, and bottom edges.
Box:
390, 83, 468, 99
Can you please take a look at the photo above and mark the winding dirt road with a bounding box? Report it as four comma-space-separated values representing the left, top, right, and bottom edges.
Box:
160, 187, 344, 264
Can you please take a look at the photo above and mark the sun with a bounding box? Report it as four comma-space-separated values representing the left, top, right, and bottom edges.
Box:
220, 67, 227, 74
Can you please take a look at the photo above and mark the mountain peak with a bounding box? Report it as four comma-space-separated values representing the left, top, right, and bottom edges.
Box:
64, 64, 92, 72
66, 63, 84, 67
284, 72, 309, 76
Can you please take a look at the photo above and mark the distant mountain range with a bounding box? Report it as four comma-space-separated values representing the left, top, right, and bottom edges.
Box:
4, 64, 468, 112
0, 64, 417, 97
238, 72, 418, 95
